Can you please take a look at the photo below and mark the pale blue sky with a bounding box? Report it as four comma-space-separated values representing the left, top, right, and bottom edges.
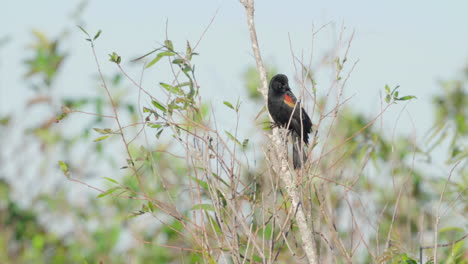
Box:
1, 0, 467, 244
1, 0, 468, 141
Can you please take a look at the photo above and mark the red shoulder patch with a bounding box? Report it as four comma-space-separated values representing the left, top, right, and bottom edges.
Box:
284, 94, 296, 108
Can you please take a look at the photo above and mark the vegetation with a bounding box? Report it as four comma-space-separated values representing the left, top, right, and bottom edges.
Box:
0, 1, 466, 263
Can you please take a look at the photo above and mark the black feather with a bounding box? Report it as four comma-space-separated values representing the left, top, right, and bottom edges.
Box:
268, 74, 313, 168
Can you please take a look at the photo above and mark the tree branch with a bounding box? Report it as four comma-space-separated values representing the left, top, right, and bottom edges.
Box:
239, 1, 318, 263
239, 0, 268, 98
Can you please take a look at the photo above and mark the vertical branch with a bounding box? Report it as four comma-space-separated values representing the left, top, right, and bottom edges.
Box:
239, 0, 318, 263
239, 0, 268, 98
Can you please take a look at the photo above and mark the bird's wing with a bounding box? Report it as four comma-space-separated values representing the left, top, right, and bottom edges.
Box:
285, 90, 313, 144
283, 90, 297, 108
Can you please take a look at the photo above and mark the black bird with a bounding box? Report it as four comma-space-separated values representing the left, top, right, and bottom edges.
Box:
268, 74, 312, 168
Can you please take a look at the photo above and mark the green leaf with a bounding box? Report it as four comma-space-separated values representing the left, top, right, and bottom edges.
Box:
97, 187, 120, 198
77, 25, 90, 37
191, 204, 214, 211
172, 58, 184, 64
155, 129, 164, 138
242, 139, 249, 148
252, 255, 263, 263
235, 98, 241, 111
94, 135, 110, 142
384, 84, 390, 95
186, 41, 192, 59
131, 48, 162, 62
0, 115, 11, 126
160, 82, 184, 95
396, 95, 417, 101
211, 173, 230, 188
93, 128, 112, 134
125, 211, 145, 219
223, 101, 234, 110
145, 51, 174, 68
93, 30, 102, 41
164, 39, 174, 50
108, 52, 121, 64
259, 225, 273, 238
151, 100, 167, 113
335, 57, 343, 70
147, 123, 162, 129
217, 191, 227, 207
147, 201, 155, 212
207, 214, 221, 234
225, 131, 241, 146
58, 161, 70, 177
56, 112, 68, 121
145, 56, 162, 68
183, 64, 193, 73
32, 235, 43, 250
385, 94, 391, 104
391, 85, 400, 95
175, 82, 191, 88
103, 177, 118, 184
190, 176, 209, 191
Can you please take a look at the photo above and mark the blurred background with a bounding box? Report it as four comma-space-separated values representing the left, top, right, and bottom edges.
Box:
0, 0, 467, 263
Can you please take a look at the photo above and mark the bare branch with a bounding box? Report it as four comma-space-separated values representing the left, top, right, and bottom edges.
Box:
239, 0, 318, 263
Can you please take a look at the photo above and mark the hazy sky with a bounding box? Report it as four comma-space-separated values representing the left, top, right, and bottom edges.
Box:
2, 0, 468, 139
1, 0, 467, 242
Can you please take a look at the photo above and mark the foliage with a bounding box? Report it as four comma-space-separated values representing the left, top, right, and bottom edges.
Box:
243, 64, 277, 100
0, 6, 466, 264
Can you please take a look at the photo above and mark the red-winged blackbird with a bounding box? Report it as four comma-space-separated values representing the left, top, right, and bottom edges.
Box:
268, 74, 312, 168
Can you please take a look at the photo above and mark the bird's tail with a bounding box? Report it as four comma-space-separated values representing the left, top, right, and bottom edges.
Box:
292, 133, 307, 169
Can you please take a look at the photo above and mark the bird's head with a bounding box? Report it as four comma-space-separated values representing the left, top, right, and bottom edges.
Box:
269, 74, 290, 93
